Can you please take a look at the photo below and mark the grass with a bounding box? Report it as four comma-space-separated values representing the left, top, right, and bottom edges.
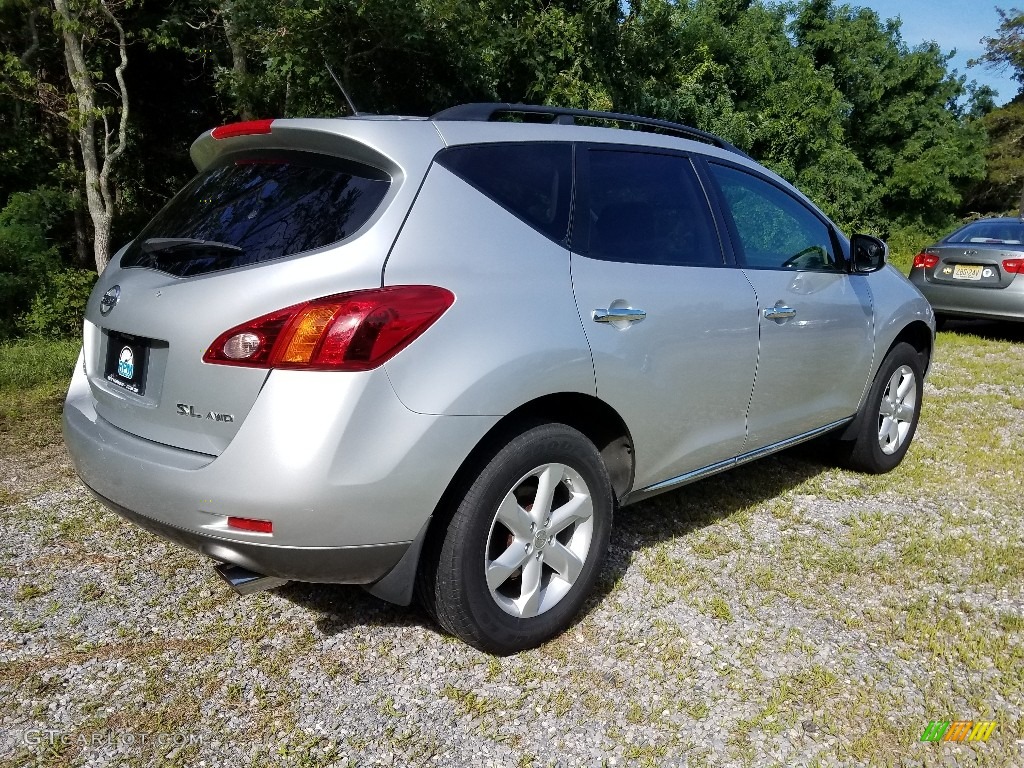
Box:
1, 326, 1022, 767
0, 339, 79, 449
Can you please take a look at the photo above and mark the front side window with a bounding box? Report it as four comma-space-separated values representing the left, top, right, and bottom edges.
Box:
121, 151, 391, 277
708, 163, 839, 272
583, 149, 722, 266
435, 143, 572, 243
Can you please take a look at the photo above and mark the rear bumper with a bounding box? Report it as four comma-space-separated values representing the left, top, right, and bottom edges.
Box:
63, 352, 498, 583
84, 484, 408, 583
912, 276, 1024, 322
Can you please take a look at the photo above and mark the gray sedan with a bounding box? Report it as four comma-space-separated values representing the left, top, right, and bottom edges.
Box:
909, 217, 1024, 325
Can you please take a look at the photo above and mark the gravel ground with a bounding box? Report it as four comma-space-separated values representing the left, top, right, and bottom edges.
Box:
1, 328, 1023, 767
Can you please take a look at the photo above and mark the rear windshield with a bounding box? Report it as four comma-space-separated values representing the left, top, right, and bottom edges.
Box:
120, 151, 390, 277
946, 220, 1024, 245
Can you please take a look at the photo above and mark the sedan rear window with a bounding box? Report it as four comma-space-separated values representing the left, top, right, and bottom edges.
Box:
946, 220, 1024, 245
121, 151, 390, 277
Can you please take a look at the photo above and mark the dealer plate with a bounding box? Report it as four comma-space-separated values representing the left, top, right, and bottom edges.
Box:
104, 332, 150, 396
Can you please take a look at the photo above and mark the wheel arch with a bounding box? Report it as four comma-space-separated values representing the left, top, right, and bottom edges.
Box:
439, 393, 635, 511
365, 393, 633, 607
890, 319, 933, 376
840, 320, 932, 442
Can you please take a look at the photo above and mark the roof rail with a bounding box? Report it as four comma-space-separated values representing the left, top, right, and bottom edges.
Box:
431, 102, 750, 158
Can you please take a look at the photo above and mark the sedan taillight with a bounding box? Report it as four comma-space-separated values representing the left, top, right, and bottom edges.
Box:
204, 286, 455, 371
1002, 258, 1024, 274
912, 252, 939, 269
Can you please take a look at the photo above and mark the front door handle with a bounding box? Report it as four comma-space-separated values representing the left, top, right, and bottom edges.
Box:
593, 308, 647, 323
763, 304, 796, 321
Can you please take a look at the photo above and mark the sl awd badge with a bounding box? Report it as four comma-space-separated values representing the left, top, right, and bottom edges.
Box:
177, 403, 235, 422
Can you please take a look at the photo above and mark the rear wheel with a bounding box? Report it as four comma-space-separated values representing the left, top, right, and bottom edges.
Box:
841, 342, 924, 473
420, 423, 613, 654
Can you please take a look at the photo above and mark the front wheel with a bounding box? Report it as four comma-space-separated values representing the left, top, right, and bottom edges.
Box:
420, 423, 613, 654
841, 342, 924, 473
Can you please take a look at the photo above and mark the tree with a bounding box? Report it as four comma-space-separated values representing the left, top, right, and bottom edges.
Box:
51, 0, 130, 273
791, 0, 987, 232
976, 6, 1024, 93
967, 7, 1024, 213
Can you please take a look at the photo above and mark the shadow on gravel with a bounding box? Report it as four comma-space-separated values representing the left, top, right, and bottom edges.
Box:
279, 581, 431, 638
583, 446, 827, 614
939, 318, 1024, 342
281, 445, 830, 642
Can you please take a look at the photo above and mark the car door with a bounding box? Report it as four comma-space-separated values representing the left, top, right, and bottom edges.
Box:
704, 161, 874, 450
569, 146, 759, 491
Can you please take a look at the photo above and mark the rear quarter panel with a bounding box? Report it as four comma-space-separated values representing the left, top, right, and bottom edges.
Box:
382, 164, 595, 415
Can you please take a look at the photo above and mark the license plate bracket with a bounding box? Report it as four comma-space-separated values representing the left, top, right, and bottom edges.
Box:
104, 332, 150, 396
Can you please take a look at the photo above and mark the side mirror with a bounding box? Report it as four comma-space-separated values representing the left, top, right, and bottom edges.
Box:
849, 233, 887, 273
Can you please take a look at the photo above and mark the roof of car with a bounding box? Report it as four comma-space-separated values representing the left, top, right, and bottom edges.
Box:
430, 103, 751, 159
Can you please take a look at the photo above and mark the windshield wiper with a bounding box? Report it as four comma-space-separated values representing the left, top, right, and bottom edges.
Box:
140, 237, 243, 254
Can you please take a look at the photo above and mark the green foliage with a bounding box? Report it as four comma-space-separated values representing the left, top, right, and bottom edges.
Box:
0, 0, 1017, 340
976, 6, 1024, 90
791, 0, 987, 233
18, 267, 97, 339
0, 338, 80, 392
968, 10, 1024, 214
969, 99, 1024, 213
884, 221, 957, 273
0, 188, 66, 339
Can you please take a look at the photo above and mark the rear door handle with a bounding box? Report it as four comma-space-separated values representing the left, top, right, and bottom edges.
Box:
762, 305, 796, 321
593, 308, 647, 323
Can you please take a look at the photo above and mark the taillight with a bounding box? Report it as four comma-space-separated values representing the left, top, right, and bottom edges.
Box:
211, 119, 274, 140
1002, 258, 1024, 273
912, 252, 939, 269
204, 286, 455, 371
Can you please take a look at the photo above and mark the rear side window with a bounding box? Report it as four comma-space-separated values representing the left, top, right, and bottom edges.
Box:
436, 143, 572, 243
583, 149, 722, 266
121, 151, 390, 277
707, 163, 839, 272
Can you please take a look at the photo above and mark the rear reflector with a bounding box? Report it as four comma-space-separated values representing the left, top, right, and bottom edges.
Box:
211, 119, 274, 140
912, 252, 939, 269
227, 516, 273, 534
1002, 258, 1024, 273
205, 286, 455, 371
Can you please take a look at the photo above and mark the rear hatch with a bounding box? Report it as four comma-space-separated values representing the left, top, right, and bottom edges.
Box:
917, 244, 1024, 289
82, 117, 443, 455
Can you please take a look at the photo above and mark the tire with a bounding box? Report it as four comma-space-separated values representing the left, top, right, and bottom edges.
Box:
841, 342, 924, 474
420, 423, 613, 654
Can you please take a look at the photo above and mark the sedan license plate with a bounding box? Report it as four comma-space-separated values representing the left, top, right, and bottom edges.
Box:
104, 333, 149, 395
952, 264, 984, 281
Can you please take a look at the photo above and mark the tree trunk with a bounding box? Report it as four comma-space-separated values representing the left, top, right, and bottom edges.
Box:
52, 0, 129, 274
221, 2, 253, 120
67, 135, 90, 266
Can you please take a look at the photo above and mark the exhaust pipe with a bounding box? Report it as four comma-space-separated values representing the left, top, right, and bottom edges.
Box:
216, 563, 289, 596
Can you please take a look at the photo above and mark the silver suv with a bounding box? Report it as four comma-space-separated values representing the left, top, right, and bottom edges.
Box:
64, 103, 934, 654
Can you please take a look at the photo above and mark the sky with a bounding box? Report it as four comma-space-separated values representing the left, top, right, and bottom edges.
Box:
855, 0, 1020, 105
